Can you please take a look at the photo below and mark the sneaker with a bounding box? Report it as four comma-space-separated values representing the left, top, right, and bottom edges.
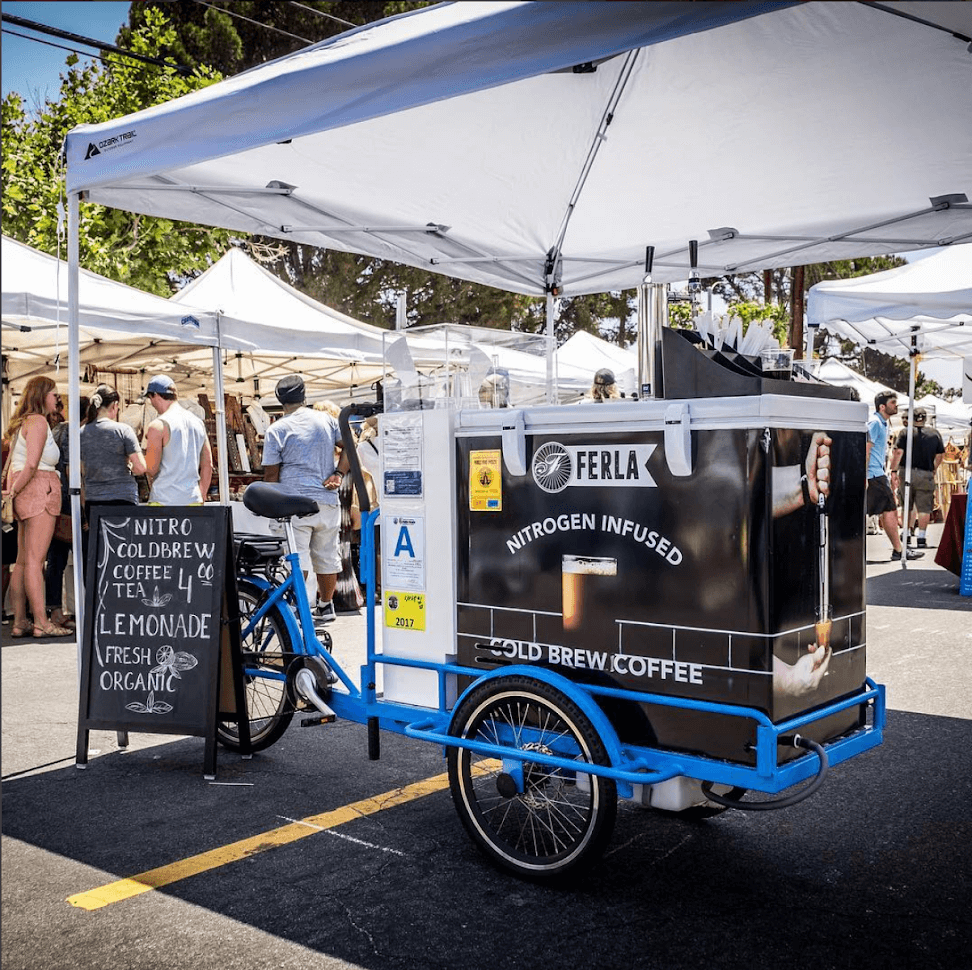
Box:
916, 537, 927, 548
314, 600, 336, 624
890, 549, 924, 561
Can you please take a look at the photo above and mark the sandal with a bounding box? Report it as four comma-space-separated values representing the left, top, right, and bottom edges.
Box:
50, 612, 76, 632
10, 626, 30, 638
33, 622, 72, 638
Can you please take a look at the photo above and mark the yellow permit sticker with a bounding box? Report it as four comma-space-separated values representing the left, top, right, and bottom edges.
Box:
469, 450, 502, 511
384, 591, 426, 631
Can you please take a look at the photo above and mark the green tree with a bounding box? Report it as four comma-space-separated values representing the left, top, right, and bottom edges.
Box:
280, 244, 539, 330
121, 3, 415, 76
711, 256, 907, 310
1, 8, 232, 294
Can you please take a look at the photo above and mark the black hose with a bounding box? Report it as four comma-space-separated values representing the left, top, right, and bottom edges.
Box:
338, 402, 381, 516
700, 736, 829, 811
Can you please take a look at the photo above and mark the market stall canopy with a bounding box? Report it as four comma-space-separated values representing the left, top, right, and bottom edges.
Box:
555, 331, 638, 397
63, 2, 972, 298
811, 357, 910, 415
169, 245, 394, 404
171, 247, 389, 360
807, 244, 972, 360
1, 235, 223, 392
915, 393, 972, 435
385, 323, 592, 407
0, 237, 382, 403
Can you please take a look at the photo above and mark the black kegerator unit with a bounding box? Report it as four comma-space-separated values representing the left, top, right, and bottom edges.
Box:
380, 329, 868, 770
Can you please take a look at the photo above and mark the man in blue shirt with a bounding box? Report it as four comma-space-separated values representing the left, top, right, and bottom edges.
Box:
866, 390, 922, 562
262, 376, 350, 620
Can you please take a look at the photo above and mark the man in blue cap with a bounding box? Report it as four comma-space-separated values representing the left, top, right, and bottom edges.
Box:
143, 375, 213, 505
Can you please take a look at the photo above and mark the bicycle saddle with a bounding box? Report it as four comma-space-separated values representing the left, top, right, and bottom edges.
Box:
243, 481, 319, 519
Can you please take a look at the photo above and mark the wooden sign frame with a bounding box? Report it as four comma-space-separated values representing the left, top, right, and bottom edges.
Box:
76, 505, 250, 778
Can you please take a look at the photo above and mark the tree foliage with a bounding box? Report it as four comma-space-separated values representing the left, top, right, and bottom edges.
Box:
1, 8, 232, 294
710, 256, 907, 310
121, 2, 407, 77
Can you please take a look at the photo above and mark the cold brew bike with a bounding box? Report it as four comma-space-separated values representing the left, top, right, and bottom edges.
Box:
218, 405, 886, 883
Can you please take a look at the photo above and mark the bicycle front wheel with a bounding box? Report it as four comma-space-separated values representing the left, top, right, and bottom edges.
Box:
217, 579, 296, 752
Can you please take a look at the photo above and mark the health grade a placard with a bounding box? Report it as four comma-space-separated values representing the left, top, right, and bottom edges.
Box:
384, 591, 426, 631
469, 450, 502, 511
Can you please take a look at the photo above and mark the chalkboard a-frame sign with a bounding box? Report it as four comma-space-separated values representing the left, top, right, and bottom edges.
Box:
76, 505, 250, 778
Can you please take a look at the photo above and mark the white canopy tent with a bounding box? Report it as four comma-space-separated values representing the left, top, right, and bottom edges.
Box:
59, 0, 972, 610
807, 244, 972, 363
914, 394, 971, 438
63, 2, 972, 299
808, 245, 972, 565
811, 358, 910, 417
173, 247, 388, 353
556, 331, 638, 398
168, 248, 386, 405
1, 235, 232, 426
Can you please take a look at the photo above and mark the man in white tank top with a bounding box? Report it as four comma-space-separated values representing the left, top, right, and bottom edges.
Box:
143, 375, 213, 505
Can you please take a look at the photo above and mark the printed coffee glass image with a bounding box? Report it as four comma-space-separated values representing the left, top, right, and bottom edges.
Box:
562, 555, 618, 631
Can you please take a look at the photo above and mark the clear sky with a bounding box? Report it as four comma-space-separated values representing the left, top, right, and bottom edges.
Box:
1, 2, 131, 106
0, 3, 963, 390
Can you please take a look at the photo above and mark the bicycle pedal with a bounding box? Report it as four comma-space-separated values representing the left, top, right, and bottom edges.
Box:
300, 713, 336, 727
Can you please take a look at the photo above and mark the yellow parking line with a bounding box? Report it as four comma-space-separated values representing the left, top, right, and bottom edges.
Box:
67, 770, 453, 911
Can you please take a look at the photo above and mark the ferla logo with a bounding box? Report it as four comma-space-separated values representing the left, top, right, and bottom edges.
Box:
531, 441, 657, 492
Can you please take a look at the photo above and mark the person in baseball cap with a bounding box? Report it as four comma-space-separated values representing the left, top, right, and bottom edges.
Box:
261, 373, 349, 623
143, 374, 213, 505
144, 374, 177, 399
891, 406, 943, 549
590, 368, 620, 403
275, 375, 306, 405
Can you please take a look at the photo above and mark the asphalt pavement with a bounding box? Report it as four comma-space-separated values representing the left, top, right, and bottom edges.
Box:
2, 522, 970, 970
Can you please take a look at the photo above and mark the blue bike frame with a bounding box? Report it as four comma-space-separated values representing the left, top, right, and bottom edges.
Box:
239, 508, 885, 800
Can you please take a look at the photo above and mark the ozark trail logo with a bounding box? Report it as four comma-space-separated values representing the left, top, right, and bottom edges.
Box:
180, 315, 200, 329
532, 442, 572, 493
84, 143, 101, 159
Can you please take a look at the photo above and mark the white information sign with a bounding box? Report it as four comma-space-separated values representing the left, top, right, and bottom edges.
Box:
383, 514, 426, 591
382, 413, 424, 497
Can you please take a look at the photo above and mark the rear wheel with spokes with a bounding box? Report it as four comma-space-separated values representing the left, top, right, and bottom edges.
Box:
447, 677, 617, 883
217, 580, 296, 752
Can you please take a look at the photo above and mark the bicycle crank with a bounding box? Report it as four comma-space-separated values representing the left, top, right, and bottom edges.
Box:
286, 656, 338, 726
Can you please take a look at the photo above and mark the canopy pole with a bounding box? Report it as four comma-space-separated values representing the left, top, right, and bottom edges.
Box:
211, 325, 230, 505
900, 334, 918, 569
67, 192, 83, 677
545, 293, 556, 404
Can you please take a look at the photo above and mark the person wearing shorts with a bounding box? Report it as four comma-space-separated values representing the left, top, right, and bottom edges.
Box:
890, 407, 944, 548
260, 376, 349, 622
866, 390, 921, 562
1, 376, 73, 637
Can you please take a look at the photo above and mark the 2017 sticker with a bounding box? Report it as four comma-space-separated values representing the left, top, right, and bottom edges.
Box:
384, 590, 426, 631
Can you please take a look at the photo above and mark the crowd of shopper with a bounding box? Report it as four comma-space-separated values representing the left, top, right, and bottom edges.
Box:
2, 374, 212, 637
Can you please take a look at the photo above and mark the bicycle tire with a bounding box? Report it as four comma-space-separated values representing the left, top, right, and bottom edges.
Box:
217, 579, 296, 752
447, 676, 617, 884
